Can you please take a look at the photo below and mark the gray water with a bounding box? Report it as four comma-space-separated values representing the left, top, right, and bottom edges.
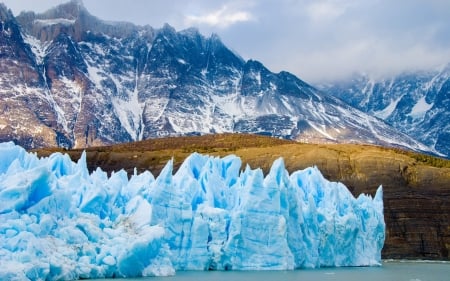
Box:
93, 261, 449, 281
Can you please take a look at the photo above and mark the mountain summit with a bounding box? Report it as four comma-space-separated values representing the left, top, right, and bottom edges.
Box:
0, 1, 437, 156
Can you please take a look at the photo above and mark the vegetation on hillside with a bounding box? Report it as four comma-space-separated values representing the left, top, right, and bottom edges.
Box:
33, 133, 450, 175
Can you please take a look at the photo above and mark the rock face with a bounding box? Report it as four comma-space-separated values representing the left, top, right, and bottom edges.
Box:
317, 67, 450, 158
0, 3, 57, 148
0, 1, 436, 156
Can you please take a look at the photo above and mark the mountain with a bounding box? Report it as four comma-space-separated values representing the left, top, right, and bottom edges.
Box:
0, 1, 435, 155
317, 66, 450, 158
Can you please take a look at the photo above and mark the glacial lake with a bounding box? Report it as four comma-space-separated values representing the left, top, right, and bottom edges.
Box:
93, 261, 449, 281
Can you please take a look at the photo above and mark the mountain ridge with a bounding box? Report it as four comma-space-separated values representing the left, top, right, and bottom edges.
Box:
0, 1, 438, 156
317, 64, 450, 158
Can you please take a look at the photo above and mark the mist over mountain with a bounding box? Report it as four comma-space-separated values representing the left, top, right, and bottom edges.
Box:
0, 1, 439, 156
317, 65, 450, 158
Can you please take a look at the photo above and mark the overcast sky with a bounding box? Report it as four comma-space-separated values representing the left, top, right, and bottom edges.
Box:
3, 0, 450, 83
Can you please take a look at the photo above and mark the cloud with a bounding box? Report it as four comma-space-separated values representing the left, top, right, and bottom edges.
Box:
280, 37, 450, 83
2, 0, 450, 83
185, 5, 254, 28
1, 0, 69, 14
306, 0, 350, 23
228, 0, 450, 83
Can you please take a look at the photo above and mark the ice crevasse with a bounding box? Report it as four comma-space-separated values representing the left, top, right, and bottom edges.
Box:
0, 142, 385, 280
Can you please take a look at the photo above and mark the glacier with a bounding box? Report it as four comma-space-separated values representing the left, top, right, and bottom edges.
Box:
0, 142, 385, 280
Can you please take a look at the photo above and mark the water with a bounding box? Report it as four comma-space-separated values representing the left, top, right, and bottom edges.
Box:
93, 261, 449, 281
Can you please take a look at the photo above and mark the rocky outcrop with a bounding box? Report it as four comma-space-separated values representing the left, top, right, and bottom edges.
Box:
16, 0, 154, 42
0, 3, 58, 148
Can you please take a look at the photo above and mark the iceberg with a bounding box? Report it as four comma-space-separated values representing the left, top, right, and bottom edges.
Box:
0, 142, 385, 280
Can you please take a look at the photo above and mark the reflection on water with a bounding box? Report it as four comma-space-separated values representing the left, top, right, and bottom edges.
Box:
92, 261, 450, 281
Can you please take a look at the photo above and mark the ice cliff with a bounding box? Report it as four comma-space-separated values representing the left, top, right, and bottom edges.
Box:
0, 142, 385, 280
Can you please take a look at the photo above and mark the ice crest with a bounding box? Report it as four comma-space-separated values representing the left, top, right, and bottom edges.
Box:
0, 142, 385, 280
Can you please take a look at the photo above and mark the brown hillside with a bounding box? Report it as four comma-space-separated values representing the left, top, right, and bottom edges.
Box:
34, 133, 450, 260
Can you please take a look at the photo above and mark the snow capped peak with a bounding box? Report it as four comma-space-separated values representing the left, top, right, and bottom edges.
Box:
43, 0, 88, 20
0, 3, 14, 21
209, 32, 222, 43
71, 0, 85, 6
245, 59, 266, 70
160, 23, 177, 34
179, 27, 201, 37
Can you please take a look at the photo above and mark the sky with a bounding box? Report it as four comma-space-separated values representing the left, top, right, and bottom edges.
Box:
2, 0, 450, 83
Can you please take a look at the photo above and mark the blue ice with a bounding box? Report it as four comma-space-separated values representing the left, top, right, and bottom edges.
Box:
0, 142, 385, 280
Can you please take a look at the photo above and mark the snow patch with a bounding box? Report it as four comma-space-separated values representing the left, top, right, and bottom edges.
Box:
374, 96, 403, 120
255, 71, 261, 86
112, 96, 144, 141
86, 65, 105, 90
34, 18, 76, 26
409, 96, 433, 120
307, 121, 336, 140
23, 35, 50, 65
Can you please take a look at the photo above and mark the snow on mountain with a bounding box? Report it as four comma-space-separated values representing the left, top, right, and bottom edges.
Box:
318, 65, 450, 158
22, 34, 50, 65
0, 1, 437, 156
409, 96, 434, 120
33, 18, 76, 26
0, 142, 385, 279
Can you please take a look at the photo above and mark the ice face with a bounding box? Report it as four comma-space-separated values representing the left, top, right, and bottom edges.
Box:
0, 142, 385, 280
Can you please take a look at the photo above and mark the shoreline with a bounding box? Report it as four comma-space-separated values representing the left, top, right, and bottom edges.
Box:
382, 259, 450, 264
